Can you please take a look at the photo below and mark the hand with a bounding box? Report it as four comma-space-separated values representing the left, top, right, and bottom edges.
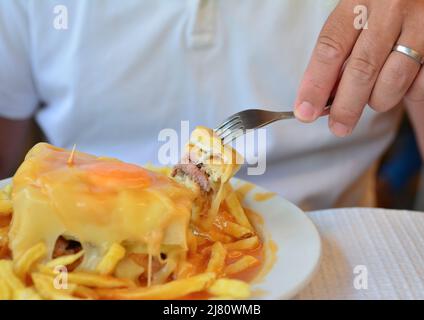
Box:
294, 0, 424, 137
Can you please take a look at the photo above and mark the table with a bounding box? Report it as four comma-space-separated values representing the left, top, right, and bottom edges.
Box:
295, 208, 424, 299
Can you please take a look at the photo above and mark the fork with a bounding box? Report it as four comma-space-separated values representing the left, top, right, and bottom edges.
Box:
214, 99, 333, 144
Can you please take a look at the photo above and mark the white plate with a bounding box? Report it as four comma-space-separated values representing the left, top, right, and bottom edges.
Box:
0, 177, 321, 300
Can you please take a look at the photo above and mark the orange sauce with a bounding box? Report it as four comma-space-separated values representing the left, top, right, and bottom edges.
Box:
235, 183, 255, 202
0, 214, 11, 259
82, 161, 152, 188
227, 243, 264, 282
253, 192, 276, 202
252, 239, 277, 287
181, 204, 268, 299
245, 207, 264, 226
0, 214, 11, 228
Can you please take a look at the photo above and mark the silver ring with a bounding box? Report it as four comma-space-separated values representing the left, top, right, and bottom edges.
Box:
393, 44, 424, 65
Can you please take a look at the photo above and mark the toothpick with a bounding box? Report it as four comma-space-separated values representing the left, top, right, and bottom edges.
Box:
67, 144, 77, 166
147, 253, 152, 287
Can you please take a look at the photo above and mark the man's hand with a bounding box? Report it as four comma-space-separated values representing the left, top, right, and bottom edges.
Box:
295, 0, 424, 137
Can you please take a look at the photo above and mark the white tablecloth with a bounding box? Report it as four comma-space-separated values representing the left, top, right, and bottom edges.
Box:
295, 208, 424, 300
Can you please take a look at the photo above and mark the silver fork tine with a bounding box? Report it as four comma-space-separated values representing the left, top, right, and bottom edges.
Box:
216, 120, 244, 140
219, 124, 244, 141
215, 119, 243, 136
222, 128, 244, 145
214, 115, 241, 135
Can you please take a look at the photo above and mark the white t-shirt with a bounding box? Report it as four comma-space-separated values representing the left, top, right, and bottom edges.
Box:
0, 0, 402, 210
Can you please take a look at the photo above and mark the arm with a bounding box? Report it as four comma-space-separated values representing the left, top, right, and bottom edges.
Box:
0, 117, 42, 179
0, 1, 43, 179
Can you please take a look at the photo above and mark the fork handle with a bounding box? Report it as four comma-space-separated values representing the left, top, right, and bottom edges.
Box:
277, 97, 333, 120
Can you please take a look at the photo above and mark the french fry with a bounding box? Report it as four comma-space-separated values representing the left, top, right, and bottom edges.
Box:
67, 271, 135, 288
73, 285, 99, 300
14, 242, 47, 280
96, 243, 126, 275
0, 203, 12, 215
227, 251, 243, 259
38, 264, 135, 288
206, 242, 227, 274
204, 228, 233, 244
224, 256, 259, 275
0, 184, 12, 212
31, 273, 77, 300
0, 227, 9, 258
174, 261, 195, 280
0, 278, 11, 300
45, 250, 85, 269
221, 221, 253, 239
0, 260, 26, 299
0, 260, 25, 290
186, 230, 198, 254
0, 186, 12, 215
225, 236, 259, 251
96, 272, 216, 300
208, 278, 251, 299
225, 189, 253, 230
1, 184, 12, 197
14, 287, 42, 300
0, 227, 8, 241
234, 183, 256, 204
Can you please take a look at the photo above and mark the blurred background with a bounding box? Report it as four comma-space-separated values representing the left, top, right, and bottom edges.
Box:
377, 115, 424, 211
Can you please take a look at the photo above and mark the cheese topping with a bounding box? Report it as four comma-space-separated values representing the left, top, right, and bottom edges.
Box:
9, 143, 195, 270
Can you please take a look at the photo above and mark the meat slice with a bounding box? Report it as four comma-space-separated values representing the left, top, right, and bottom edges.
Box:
52, 236, 83, 271
171, 163, 211, 192
52, 236, 82, 258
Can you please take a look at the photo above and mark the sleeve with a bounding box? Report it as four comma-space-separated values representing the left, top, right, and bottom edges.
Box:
0, 0, 39, 119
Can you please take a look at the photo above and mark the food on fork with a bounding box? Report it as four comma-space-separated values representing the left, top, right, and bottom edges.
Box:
0, 127, 265, 300
172, 126, 243, 224
172, 126, 241, 192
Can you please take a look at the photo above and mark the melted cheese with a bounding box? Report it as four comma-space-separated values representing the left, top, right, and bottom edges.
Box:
186, 127, 243, 222
9, 143, 195, 270
187, 126, 243, 184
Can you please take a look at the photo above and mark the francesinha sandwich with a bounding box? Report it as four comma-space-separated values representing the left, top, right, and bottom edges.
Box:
0, 127, 267, 300
9, 143, 196, 272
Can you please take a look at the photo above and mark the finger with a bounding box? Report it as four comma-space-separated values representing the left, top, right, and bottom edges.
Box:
369, 13, 424, 112
294, 1, 360, 122
329, 11, 402, 137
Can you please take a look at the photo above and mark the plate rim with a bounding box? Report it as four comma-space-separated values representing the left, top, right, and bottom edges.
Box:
231, 178, 321, 299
